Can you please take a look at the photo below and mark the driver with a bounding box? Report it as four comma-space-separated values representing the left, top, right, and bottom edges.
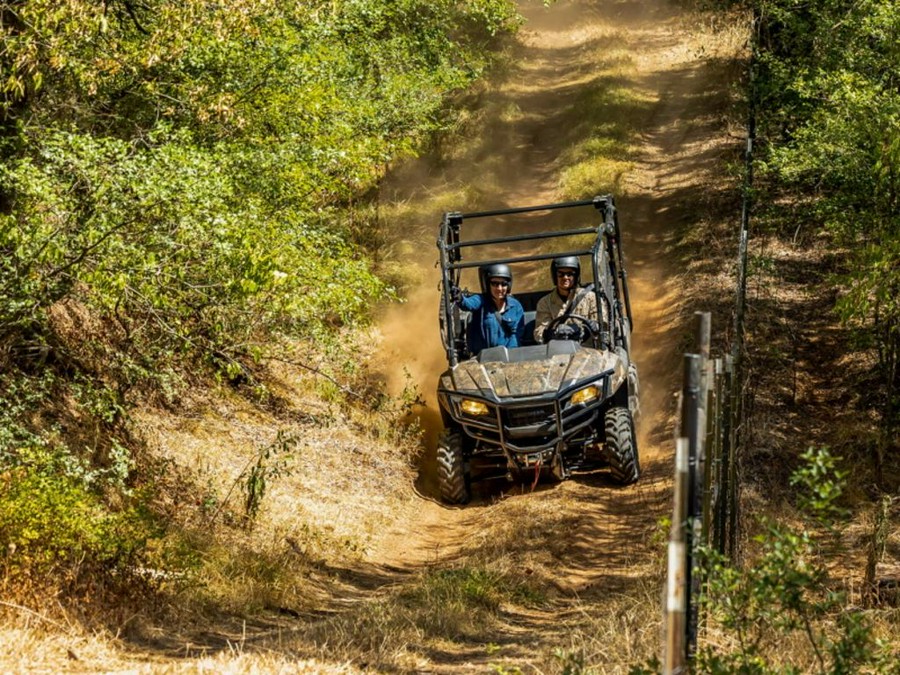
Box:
453, 263, 524, 354
533, 256, 600, 343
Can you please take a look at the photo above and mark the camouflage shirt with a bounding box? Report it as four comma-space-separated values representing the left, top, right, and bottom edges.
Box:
533, 288, 600, 343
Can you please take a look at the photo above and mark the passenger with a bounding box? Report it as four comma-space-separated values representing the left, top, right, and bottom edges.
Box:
452, 263, 524, 354
534, 256, 600, 343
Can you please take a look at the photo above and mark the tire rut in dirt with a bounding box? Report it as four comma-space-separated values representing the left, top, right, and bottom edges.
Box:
605, 406, 640, 485
437, 429, 470, 504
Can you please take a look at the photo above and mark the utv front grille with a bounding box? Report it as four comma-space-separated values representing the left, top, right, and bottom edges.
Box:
505, 404, 555, 427
501, 395, 603, 453
454, 393, 604, 455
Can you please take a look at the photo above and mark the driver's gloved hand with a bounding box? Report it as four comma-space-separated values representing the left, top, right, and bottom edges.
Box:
587, 320, 600, 334
554, 324, 578, 340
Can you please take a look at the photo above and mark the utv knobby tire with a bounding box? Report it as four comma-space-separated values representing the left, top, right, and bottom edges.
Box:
605, 406, 640, 485
437, 429, 470, 504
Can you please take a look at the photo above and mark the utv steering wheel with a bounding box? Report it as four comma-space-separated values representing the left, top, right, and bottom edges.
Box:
543, 314, 600, 348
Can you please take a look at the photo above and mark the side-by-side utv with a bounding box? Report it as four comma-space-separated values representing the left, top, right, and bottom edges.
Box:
435, 195, 641, 504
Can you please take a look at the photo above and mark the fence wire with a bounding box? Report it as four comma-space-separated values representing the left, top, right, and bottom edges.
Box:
662, 10, 760, 671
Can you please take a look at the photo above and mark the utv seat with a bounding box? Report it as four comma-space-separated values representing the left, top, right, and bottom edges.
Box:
521, 310, 538, 346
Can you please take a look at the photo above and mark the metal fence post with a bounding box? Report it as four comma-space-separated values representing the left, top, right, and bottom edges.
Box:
695, 312, 712, 547
726, 355, 742, 562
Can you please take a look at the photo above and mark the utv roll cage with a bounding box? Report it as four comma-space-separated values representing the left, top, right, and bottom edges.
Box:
437, 195, 634, 366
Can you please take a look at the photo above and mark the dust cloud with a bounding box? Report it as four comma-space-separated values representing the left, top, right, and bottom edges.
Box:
375, 273, 447, 452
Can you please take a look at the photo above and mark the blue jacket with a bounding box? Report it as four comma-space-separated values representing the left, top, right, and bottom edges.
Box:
459, 293, 525, 354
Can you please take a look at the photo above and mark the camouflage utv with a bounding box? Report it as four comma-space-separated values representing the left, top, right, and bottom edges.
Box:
435, 195, 641, 504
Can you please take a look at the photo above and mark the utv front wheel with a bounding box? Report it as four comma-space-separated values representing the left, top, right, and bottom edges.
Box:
605, 406, 640, 485
437, 429, 470, 504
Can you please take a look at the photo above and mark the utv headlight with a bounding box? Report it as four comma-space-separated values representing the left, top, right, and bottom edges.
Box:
571, 384, 600, 406
460, 398, 490, 416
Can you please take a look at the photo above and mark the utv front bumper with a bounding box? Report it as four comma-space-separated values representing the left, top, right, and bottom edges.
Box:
438, 374, 614, 456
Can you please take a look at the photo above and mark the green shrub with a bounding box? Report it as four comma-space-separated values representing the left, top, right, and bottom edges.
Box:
696, 447, 899, 673
0, 456, 158, 580
0, 0, 522, 386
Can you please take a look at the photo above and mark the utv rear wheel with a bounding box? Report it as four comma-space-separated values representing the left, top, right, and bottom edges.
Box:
605, 406, 640, 485
437, 429, 470, 504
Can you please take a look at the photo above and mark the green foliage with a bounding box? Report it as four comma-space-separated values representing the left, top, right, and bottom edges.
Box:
489, 665, 525, 675
0, 452, 161, 581
553, 648, 591, 675
1, 0, 520, 377
404, 565, 543, 613
2, 127, 389, 379
0, 372, 132, 492
789, 446, 848, 525
0, 381, 193, 595
395, 564, 544, 643
412, 567, 504, 611
242, 431, 297, 526
0, 373, 55, 460
0, 0, 521, 596
738, 0, 900, 443
695, 447, 899, 673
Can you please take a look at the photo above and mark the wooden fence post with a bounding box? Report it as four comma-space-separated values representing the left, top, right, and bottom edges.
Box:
712, 357, 726, 553
681, 353, 702, 659
664, 437, 690, 674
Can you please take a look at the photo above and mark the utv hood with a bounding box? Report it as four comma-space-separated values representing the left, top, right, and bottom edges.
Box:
440, 342, 626, 399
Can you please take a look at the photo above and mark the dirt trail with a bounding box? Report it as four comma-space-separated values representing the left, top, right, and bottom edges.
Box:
371, 0, 737, 586
0, 2, 742, 672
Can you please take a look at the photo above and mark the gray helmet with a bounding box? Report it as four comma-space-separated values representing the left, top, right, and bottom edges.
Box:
479, 263, 513, 294
550, 256, 580, 285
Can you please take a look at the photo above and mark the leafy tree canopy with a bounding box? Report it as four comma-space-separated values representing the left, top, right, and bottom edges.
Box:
1, 0, 520, 382
712, 0, 900, 446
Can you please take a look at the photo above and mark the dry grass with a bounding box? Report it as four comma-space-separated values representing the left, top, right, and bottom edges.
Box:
729, 231, 900, 664
0, 619, 367, 674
